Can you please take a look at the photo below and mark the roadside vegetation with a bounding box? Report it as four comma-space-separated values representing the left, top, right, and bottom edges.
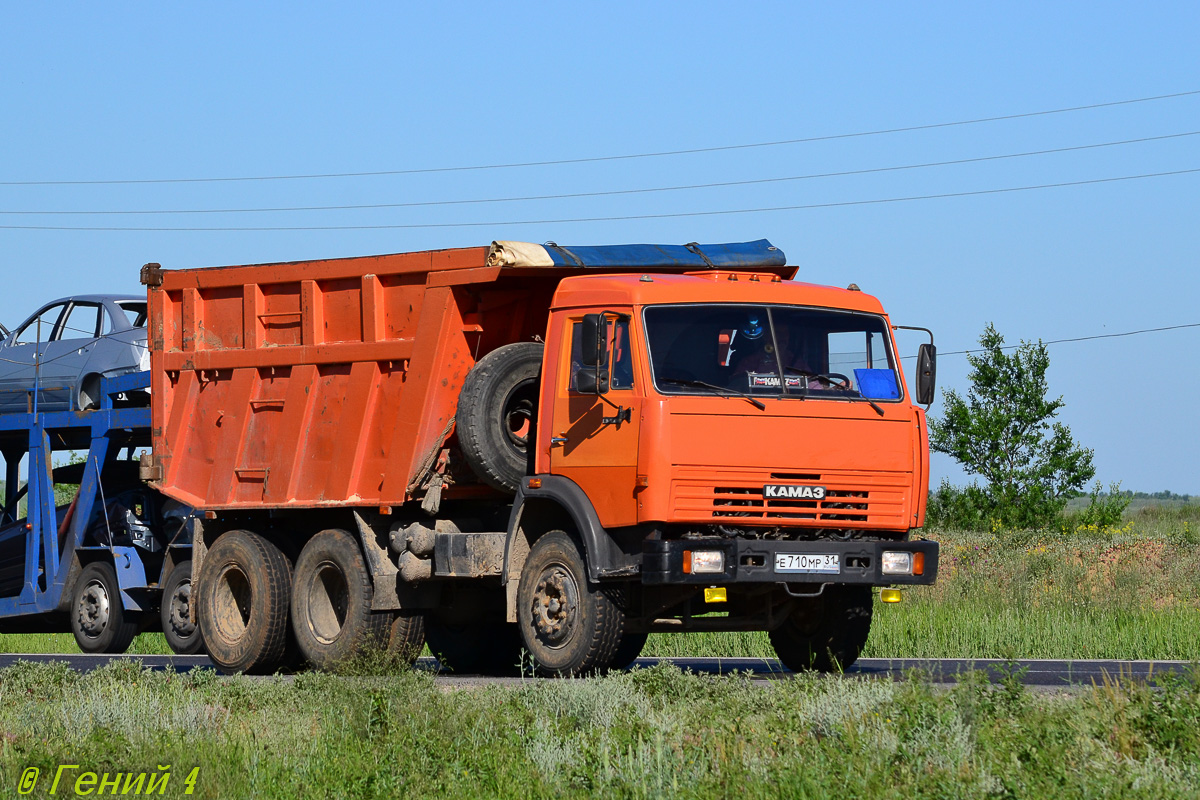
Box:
2, 658, 1197, 799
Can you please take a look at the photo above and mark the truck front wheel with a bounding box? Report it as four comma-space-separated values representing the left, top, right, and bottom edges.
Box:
290, 529, 391, 670
769, 585, 873, 672
517, 531, 624, 676
197, 530, 292, 674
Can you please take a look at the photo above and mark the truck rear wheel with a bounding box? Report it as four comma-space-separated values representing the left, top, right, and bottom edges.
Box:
456, 342, 543, 493
769, 585, 873, 673
290, 529, 391, 670
161, 559, 205, 655
388, 612, 427, 664
517, 531, 624, 676
197, 530, 292, 674
71, 561, 139, 654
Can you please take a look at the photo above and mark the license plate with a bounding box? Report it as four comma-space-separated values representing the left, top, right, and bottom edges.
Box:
774, 553, 840, 574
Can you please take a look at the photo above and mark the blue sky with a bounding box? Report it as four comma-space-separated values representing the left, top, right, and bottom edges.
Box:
2, 3, 1197, 491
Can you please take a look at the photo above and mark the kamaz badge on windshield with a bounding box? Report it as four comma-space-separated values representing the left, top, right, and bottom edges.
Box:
748, 372, 803, 389
763, 484, 827, 500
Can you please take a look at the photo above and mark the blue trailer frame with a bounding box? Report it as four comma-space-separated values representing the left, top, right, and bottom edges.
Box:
0, 371, 174, 621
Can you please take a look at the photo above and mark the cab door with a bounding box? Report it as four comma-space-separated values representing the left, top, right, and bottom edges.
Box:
548, 313, 641, 528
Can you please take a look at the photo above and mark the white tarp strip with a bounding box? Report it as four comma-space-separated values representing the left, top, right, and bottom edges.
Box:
486, 241, 555, 268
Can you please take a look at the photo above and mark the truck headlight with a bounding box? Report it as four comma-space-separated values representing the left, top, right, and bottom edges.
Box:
881, 551, 924, 576
683, 550, 724, 574
881, 551, 913, 575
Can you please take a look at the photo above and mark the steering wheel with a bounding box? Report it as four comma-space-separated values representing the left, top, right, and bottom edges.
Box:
818, 372, 853, 390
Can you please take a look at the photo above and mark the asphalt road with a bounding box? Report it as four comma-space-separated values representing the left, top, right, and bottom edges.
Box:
1, 653, 1192, 686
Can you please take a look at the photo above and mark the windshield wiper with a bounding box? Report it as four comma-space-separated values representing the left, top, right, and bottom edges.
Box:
660, 377, 766, 411
783, 368, 885, 416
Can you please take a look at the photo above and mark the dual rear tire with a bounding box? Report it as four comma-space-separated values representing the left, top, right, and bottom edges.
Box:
196, 530, 293, 674
290, 529, 394, 669
198, 528, 425, 674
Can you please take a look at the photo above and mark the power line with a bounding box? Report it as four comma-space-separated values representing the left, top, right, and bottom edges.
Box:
900, 322, 1200, 360
1, 166, 1196, 232
3, 130, 1196, 217
2, 89, 1198, 187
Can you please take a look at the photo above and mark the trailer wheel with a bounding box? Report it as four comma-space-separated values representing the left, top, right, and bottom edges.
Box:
517, 530, 624, 676
456, 342, 543, 493
388, 612, 427, 664
769, 585, 873, 673
608, 632, 649, 671
290, 529, 391, 670
161, 560, 205, 655
426, 617, 523, 675
71, 561, 140, 654
197, 530, 292, 674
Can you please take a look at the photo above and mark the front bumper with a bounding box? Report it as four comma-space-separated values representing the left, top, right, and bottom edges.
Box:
641, 538, 938, 586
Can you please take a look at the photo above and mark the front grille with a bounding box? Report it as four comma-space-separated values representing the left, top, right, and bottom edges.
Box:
712, 485, 867, 521
671, 469, 910, 528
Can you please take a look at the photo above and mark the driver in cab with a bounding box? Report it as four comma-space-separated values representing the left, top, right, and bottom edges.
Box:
729, 314, 827, 391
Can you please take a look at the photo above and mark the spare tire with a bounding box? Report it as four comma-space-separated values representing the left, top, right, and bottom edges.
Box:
456, 342, 543, 493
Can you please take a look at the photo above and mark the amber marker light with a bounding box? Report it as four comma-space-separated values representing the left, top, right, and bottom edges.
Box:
913, 552, 925, 576
527, 477, 542, 489
682, 550, 692, 574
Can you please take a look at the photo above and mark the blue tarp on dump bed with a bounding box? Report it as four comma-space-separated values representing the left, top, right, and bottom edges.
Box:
487, 240, 786, 270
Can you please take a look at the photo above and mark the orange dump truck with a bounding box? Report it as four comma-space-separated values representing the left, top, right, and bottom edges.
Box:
141, 239, 939, 675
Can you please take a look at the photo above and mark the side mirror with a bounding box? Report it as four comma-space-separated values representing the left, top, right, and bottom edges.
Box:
574, 367, 609, 395
916, 343, 937, 405
580, 313, 609, 368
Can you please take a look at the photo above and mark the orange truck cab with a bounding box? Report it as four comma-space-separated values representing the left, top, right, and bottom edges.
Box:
145, 239, 938, 677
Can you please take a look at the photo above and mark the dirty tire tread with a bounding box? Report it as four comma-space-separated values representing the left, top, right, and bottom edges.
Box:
456, 342, 543, 493
161, 560, 205, 656
290, 529, 390, 670
769, 585, 873, 673
388, 612, 427, 664
517, 530, 624, 677
71, 561, 140, 655
198, 530, 292, 675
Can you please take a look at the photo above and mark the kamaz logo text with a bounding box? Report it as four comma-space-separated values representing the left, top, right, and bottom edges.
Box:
762, 484, 827, 500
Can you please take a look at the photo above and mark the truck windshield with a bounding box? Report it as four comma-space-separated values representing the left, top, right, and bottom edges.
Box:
644, 304, 901, 401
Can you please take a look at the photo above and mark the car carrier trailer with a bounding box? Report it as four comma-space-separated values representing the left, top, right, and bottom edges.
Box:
0, 372, 201, 655
142, 239, 940, 676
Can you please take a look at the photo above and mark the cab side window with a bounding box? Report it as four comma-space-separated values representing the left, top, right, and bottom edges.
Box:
568, 318, 635, 392
610, 320, 634, 389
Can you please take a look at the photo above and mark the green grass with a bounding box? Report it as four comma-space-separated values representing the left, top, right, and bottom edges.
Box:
0, 632, 172, 655
2, 659, 1198, 799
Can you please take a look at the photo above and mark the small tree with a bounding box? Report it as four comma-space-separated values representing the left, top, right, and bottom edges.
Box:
929, 323, 1095, 529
